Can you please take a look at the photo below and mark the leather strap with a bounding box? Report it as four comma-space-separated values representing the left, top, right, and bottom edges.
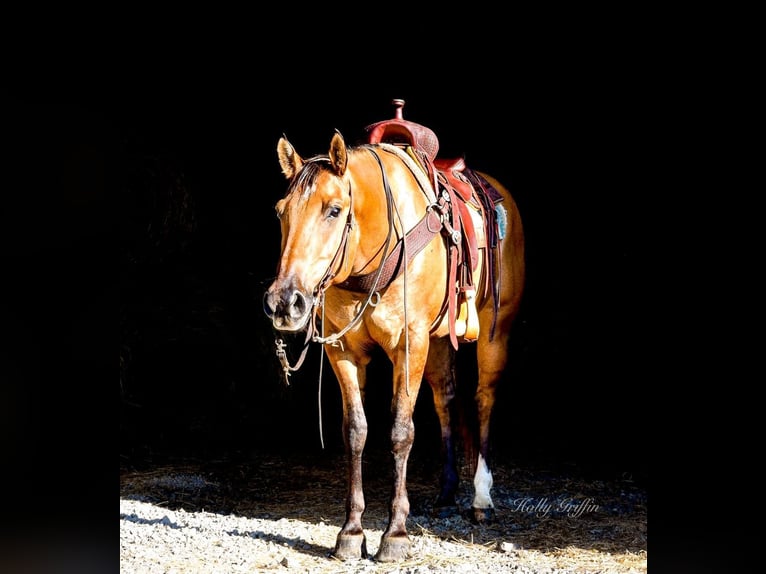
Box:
337, 208, 442, 293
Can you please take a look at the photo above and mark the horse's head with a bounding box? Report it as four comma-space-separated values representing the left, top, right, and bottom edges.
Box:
263, 131, 353, 332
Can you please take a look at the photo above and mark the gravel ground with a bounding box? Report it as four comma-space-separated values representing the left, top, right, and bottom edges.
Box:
119, 452, 646, 573
120, 496, 529, 573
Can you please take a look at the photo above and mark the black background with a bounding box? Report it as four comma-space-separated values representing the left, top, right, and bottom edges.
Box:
110, 81, 645, 478
2, 54, 647, 504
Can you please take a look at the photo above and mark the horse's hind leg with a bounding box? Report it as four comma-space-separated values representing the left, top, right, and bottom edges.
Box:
424, 337, 461, 516
469, 176, 524, 523
470, 323, 513, 523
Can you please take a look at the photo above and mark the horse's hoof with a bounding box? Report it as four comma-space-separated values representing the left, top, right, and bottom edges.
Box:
375, 535, 411, 562
332, 532, 368, 560
469, 506, 496, 524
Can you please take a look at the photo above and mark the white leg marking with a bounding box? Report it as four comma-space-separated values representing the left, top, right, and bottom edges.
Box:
472, 453, 494, 509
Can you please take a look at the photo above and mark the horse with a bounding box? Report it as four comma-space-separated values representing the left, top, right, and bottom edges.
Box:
263, 109, 524, 562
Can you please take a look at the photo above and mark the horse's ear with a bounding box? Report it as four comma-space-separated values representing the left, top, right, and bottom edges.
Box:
329, 130, 347, 176
277, 136, 303, 180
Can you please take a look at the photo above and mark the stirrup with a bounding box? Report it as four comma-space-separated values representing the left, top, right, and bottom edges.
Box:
455, 288, 480, 342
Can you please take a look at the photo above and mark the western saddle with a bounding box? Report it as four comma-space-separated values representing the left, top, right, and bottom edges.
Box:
364, 99, 505, 349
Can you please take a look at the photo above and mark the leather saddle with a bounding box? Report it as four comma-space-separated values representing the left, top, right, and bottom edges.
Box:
365, 99, 504, 347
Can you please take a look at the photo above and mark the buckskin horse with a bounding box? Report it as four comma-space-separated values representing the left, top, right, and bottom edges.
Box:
263, 100, 525, 562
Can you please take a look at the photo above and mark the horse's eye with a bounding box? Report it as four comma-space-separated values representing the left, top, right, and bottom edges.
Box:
327, 205, 341, 219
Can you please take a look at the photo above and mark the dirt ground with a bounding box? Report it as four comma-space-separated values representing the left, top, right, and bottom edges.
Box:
120, 449, 647, 573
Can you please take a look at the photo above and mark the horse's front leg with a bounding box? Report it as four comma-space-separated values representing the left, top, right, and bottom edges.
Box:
375, 337, 427, 562
328, 351, 370, 560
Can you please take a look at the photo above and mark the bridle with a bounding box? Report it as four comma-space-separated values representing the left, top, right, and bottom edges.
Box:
272, 145, 450, 448
274, 148, 399, 379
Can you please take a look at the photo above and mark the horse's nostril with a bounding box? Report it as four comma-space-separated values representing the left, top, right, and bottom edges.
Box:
290, 290, 307, 318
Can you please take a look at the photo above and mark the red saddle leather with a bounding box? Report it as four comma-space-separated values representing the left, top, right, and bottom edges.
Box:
434, 157, 475, 204
364, 99, 506, 347
366, 99, 440, 161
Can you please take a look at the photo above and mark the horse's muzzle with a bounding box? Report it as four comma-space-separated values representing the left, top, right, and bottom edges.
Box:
263, 285, 312, 332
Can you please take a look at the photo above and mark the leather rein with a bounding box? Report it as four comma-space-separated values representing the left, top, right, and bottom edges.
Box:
275, 146, 448, 380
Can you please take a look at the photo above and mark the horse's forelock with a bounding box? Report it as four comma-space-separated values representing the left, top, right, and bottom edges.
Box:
285, 156, 332, 198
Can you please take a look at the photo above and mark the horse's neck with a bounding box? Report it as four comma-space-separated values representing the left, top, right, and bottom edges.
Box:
347, 149, 427, 274
377, 143, 437, 205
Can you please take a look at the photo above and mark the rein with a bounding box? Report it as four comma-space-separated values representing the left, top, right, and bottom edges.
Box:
274, 145, 456, 379
311, 149, 396, 346
274, 146, 448, 446
275, 148, 398, 377
274, 148, 401, 447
